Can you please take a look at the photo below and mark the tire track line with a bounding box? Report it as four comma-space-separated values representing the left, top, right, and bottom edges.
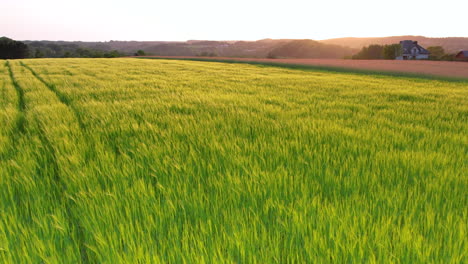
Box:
6, 61, 26, 134
10, 61, 92, 263
21, 62, 102, 164
20, 62, 86, 130
34, 118, 91, 264
0, 61, 27, 161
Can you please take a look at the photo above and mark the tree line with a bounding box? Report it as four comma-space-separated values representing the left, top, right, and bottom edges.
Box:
0, 37, 148, 59
351, 44, 401, 60
0, 37, 29, 59
267, 39, 355, 59
351, 44, 457, 60
1, 36, 460, 61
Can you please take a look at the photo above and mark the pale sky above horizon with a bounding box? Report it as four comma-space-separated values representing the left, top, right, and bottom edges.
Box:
2, 0, 467, 42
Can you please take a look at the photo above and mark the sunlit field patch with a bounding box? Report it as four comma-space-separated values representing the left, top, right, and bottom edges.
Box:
0, 58, 467, 263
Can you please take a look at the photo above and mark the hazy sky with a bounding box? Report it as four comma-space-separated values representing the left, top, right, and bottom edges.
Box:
2, 0, 467, 41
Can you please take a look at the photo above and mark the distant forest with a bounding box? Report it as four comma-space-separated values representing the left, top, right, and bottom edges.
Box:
1, 37, 356, 59
1, 36, 467, 60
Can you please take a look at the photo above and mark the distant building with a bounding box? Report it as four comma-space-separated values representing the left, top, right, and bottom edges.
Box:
396, 40, 430, 60
455, 51, 468, 61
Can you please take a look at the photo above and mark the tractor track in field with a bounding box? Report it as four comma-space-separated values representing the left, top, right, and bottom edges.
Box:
22, 62, 132, 161
6, 61, 92, 263
20, 62, 100, 163
21, 62, 86, 130
22, 62, 94, 263
34, 118, 92, 264
0, 61, 27, 161
6, 61, 26, 133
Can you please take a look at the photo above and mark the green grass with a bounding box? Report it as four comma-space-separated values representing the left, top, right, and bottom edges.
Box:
0, 58, 467, 263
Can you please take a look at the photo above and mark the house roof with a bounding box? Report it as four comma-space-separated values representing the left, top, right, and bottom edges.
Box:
457, 51, 468, 57
400, 40, 430, 55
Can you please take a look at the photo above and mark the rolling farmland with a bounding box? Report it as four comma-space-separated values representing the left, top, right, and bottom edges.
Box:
140, 56, 468, 79
0, 58, 467, 263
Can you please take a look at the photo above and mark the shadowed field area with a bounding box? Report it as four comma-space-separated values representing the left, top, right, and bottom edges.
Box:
0, 58, 467, 263
140, 56, 468, 79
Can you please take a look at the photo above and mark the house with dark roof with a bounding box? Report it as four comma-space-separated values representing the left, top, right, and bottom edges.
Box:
396, 40, 430, 60
455, 51, 468, 61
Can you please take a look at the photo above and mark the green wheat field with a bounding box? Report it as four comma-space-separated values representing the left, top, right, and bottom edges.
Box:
0, 58, 467, 263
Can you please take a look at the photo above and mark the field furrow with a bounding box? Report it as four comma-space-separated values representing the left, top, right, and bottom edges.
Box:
1, 61, 92, 262
34, 116, 91, 263
20, 62, 87, 130
5, 61, 26, 134
0, 63, 19, 159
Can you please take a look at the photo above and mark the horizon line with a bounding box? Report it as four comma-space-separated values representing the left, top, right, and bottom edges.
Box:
8, 35, 468, 43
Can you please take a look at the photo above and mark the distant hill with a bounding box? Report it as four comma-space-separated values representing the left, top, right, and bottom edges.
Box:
319, 36, 468, 53
19, 36, 468, 58
23, 39, 292, 58
268, 39, 355, 59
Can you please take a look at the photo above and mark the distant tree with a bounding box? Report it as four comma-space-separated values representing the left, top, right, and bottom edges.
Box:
0, 37, 29, 59
34, 49, 44, 58
427, 46, 445, 60
352, 45, 385, 60
383, 44, 401, 59
267, 39, 354, 59
353, 44, 402, 60
75, 48, 93, 58
104, 50, 124, 58
267, 52, 278, 59
135, 50, 146, 56
46, 43, 62, 57
93, 51, 104, 58
440, 53, 455, 61
197, 51, 217, 57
